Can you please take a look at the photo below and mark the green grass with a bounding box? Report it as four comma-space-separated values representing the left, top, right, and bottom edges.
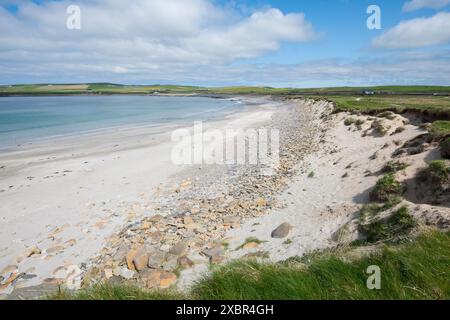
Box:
330, 95, 450, 114
431, 121, 450, 137
370, 173, 405, 202
2, 84, 450, 96
50, 231, 450, 300
192, 231, 449, 300
358, 197, 402, 224
427, 160, 450, 183
51, 284, 184, 300
344, 117, 355, 126
441, 138, 450, 158
359, 206, 417, 243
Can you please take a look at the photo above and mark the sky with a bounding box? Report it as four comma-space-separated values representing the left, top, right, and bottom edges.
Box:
0, 0, 449, 87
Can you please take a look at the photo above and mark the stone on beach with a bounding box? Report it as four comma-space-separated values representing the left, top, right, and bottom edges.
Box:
202, 246, 224, 264
271, 222, 292, 238
162, 254, 178, 271
104, 268, 113, 279
126, 249, 138, 270
119, 268, 135, 280
147, 251, 166, 269
26, 246, 41, 258
169, 242, 186, 256
160, 272, 177, 288
223, 216, 240, 226
177, 256, 194, 268
243, 242, 259, 250
132, 250, 150, 272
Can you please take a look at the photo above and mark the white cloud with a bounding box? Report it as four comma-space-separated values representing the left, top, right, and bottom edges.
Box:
372, 11, 450, 49
403, 0, 450, 12
0, 0, 318, 80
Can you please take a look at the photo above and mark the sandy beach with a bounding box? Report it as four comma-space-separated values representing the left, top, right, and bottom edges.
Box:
0, 96, 280, 296
1, 96, 449, 299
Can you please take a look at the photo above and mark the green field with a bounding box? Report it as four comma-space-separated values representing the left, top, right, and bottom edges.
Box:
1, 83, 450, 95
52, 231, 450, 300
329, 95, 450, 113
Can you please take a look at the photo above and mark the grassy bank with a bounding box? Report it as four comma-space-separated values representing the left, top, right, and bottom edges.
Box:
330, 95, 450, 114
52, 231, 450, 300
431, 121, 450, 137
326, 95, 450, 137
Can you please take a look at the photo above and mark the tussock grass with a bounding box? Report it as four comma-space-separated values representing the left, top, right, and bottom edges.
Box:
344, 118, 355, 126
192, 231, 449, 300
359, 206, 416, 243
51, 284, 185, 300
370, 173, 405, 202
358, 197, 401, 224
418, 160, 450, 196
51, 232, 450, 300
431, 121, 450, 138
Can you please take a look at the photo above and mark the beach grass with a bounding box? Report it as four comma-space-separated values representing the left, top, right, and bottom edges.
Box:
369, 173, 405, 202
51, 284, 185, 300
50, 231, 450, 300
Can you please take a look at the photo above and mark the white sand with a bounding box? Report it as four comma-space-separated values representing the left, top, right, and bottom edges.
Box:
0, 97, 278, 294
225, 110, 427, 261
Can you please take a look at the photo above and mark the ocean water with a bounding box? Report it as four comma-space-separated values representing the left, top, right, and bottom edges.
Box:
0, 95, 240, 149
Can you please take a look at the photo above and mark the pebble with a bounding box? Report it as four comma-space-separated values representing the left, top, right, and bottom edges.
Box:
148, 251, 166, 269
104, 269, 113, 279
84, 99, 331, 286
177, 256, 194, 269
162, 254, 178, 271
126, 249, 138, 270
169, 242, 186, 256
132, 250, 149, 272
119, 268, 135, 280
271, 222, 292, 239
159, 272, 177, 289
243, 242, 259, 250
26, 246, 41, 258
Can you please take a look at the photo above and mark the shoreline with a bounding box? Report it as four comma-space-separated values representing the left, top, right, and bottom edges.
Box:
0, 95, 246, 153
0, 95, 280, 297
1, 96, 449, 299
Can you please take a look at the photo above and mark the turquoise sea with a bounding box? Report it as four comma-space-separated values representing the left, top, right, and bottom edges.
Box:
0, 95, 240, 149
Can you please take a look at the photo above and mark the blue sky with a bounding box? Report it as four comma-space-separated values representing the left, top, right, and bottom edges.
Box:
0, 0, 449, 87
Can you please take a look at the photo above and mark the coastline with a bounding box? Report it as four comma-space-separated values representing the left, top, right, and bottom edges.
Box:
1, 96, 449, 299
0, 96, 280, 297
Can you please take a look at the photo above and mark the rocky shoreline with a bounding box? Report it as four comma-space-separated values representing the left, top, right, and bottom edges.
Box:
77, 98, 332, 291
3, 96, 449, 299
